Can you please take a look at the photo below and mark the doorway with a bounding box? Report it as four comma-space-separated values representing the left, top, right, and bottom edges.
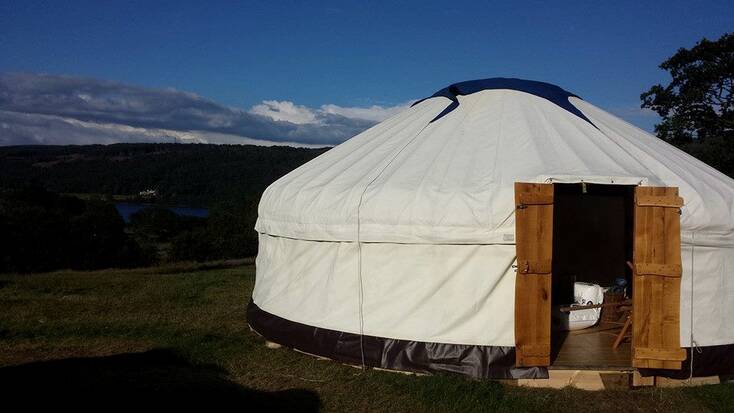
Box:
514, 182, 686, 370
549, 183, 635, 369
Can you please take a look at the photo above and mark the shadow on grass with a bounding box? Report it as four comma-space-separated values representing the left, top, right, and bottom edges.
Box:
0, 348, 320, 410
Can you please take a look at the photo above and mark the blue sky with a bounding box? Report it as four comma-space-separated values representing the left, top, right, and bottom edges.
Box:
0, 0, 732, 145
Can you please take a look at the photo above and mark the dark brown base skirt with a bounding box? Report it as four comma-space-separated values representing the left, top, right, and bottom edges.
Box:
247, 300, 547, 380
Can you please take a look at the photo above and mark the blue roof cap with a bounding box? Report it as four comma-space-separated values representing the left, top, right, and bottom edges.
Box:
414, 77, 594, 126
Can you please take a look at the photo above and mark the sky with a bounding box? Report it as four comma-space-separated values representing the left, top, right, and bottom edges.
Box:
0, 0, 732, 146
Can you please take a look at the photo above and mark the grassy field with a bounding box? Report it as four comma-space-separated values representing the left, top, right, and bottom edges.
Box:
1, 263, 732, 412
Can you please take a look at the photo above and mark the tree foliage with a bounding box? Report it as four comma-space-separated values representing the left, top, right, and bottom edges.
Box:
169, 196, 260, 263
642, 33, 733, 143
129, 207, 206, 242
0, 187, 153, 272
0, 144, 325, 269
641, 33, 734, 176
0, 143, 327, 207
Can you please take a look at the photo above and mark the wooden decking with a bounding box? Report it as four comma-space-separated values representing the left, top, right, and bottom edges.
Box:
550, 322, 632, 370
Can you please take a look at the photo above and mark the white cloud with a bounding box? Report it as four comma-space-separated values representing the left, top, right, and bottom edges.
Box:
0, 73, 414, 146
319, 102, 412, 122
0, 110, 330, 148
249, 100, 320, 125
249, 100, 411, 125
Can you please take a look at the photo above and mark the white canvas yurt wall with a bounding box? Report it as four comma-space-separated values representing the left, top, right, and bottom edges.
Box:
248, 78, 734, 379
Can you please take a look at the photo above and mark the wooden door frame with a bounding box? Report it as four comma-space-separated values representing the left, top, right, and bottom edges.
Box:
631, 186, 687, 369
514, 182, 554, 367
514, 182, 686, 371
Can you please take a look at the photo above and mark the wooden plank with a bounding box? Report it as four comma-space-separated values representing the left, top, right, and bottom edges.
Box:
655, 376, 720, 387
518, 192, 554, 206
517, 370, 633, 391
633, 360, 682, 369
551, 323, 633, 369
632, 186, 686, 371
519, 355, 551, 366
613, 316, 632, 350
633, 347, 687, 361
635, 194, 684, 208
514, 182, 553, 368
632, 371, 655, 387
517, 259, 552, 274
635, 263, 682, 277
519, 343, 551, 356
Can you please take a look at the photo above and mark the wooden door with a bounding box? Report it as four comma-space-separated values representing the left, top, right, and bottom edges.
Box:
514, 182, 554, 367
632, 186, 687, 369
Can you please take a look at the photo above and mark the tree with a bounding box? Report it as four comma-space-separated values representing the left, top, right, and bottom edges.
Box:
129, 207, 182, 242
168, 196, 261, 263
640, 33, 734, 178
0, 187, 152, 273
641, 33, 733, 146
170, 229, 214, 262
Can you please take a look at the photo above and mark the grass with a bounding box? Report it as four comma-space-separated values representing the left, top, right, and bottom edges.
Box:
0, 263, 732, 412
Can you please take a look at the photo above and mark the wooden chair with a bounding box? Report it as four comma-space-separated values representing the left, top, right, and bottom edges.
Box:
611, 308, 632, 350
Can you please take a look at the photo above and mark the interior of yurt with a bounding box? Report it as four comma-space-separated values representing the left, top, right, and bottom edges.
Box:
248, 78, 734, 387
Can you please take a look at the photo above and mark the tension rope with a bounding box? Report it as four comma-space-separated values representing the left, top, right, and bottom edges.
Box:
355, 120, 433, 371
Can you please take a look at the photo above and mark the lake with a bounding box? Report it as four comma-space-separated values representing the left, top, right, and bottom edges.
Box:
114, 202, 209, 223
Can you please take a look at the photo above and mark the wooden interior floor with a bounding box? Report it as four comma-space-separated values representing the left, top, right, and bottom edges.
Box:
550, 322, 632, 370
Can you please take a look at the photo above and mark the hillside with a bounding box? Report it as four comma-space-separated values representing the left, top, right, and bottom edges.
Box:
0, 143, 329, 271
0, 143, 329, 207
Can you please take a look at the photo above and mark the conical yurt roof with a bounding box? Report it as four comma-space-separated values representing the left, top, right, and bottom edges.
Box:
256, 78, 734, 247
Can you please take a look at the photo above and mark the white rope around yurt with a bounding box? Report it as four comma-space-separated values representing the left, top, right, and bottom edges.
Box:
354, 121, 433, 370
688, 230, 701, 382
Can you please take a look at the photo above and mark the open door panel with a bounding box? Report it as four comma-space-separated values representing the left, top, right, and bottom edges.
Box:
514, 182, 553, 367
632, 186, 687, 369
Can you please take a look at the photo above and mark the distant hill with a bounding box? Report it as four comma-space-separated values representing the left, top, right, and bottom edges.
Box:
0, 143, 329, 207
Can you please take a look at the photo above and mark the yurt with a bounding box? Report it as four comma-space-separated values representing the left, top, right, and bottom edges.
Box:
248, 78, 734, 381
